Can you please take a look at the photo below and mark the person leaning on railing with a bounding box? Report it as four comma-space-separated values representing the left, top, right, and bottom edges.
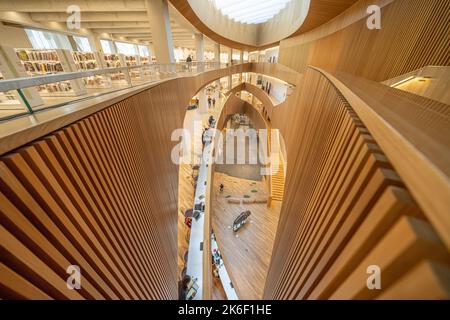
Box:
186, 55, 192, 71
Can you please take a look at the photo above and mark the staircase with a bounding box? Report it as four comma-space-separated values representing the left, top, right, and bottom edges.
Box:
271, 155, 285, 201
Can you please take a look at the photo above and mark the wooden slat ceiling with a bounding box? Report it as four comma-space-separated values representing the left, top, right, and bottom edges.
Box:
169, 0, 359, 50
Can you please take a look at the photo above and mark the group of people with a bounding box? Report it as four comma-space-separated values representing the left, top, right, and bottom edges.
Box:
207, 95, 216, 108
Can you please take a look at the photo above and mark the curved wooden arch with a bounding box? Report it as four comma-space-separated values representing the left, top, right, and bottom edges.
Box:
0, 60, 449, 301
169, 0, 358, 50
216, 91, 270, 131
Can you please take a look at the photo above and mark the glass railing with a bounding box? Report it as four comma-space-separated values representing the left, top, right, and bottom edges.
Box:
0, 61, 228, 122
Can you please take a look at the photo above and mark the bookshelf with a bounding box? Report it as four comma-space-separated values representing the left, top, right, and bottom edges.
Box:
73, 51, 111, 89
140, 56, 150, 65
103, 53, 132, 85
0, 45, 43, 111
15, 48, 87, 97
0, 72, 21, 108
125, 55, 143, 80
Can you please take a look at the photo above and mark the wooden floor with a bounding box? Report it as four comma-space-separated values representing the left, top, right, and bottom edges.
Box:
212, 172, 281, 300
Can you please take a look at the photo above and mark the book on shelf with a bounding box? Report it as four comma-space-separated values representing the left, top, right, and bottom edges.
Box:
0, 47, 44, 109
0, 74, 22, 107
72, 51, 99, 72
104, 54, 132, 85
14, 48, 87, 97
16, 49, 59, 61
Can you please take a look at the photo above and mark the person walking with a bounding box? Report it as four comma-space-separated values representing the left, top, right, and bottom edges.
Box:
212, 97, 216, 107
207, 96, 212, 108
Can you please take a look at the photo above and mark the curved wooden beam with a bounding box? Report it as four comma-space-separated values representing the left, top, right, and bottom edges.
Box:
217, 90, 269, 131
169, 0, 258, 51
227, 82, 275, 109
312, 66, 450, 250
169, 0, 358, 50
288, 0, 358, 37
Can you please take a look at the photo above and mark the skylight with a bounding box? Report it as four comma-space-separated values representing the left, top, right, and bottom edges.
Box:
212, 0, 292, 24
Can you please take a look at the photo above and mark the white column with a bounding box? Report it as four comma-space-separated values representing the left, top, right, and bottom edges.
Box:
213, 43, 220, 86
145, 0, 175, 63
198, 88, 208, 114
239, 50, 244, 82
214, 43, 220, 63
228, 47, 232, 90
195, 33, 204, 62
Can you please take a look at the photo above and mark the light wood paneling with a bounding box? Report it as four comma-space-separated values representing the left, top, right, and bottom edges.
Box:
377, 261, 450, 300
263, 67, 450, 299
228, 82, 277, 120
382, 66, 450, 105
279, 0, 450, 82
216, 94, 246, 130
169, 0, 258, 51
289, 0, 359, 37
0, 81, 191, 299
0, 63, 255, 300
1, 2, 449, 298
169, 0, 358, 50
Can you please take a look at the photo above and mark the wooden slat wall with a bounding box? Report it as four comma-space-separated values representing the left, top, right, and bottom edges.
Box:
259, 0, 450, 299
263, 68, 450, 299
0, 64, 251, 299
279, 0, 450, 82
0, 63, 255, 300
0, 5, 449, 298
0, 88, 186, 299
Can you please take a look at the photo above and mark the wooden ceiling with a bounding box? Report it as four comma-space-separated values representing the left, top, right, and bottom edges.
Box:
169, 0, 359, 51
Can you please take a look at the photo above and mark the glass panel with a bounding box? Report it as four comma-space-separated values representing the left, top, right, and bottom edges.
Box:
25, 29, 72, 50
138, 45, 150, 57
73, 36, 92, 52
100, 39, 115, 54
115, 41, 137, 55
